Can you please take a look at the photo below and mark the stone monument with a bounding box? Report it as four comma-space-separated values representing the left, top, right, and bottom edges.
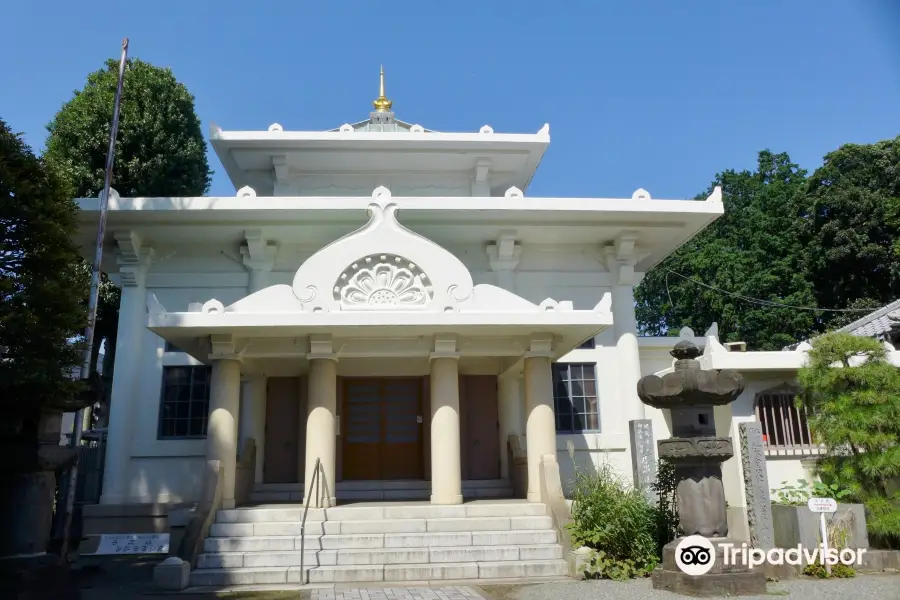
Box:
636, 340, 766, 596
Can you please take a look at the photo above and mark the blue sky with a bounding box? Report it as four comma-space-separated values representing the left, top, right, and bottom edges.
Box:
2, 0, 898, 199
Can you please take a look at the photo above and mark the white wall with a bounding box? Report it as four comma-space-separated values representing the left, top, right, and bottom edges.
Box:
115, 244, 249, 502
126, 233, 819, 506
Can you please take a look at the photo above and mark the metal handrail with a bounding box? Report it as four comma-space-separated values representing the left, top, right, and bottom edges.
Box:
299, 457, 322, 585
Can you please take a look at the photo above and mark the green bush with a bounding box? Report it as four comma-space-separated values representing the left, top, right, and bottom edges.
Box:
651, 457, 679, 547
771, 479, 853, 506
802, 563, 856, 578
566, 461, 660, 579
797, 333, 900, 547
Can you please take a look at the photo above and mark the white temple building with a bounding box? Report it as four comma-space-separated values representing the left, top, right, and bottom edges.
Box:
75, 71, 889, 584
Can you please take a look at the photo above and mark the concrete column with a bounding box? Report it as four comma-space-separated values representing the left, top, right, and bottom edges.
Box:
304, 358, 337, 508
524, 355, 557, 502
612, 283, 645, 421
207, 359, 242, 509
429, 357, 463, 504
99, 281, 146, 505
247, 269, 269, 294
497, 374, 524, 481
241, 376, 267, 484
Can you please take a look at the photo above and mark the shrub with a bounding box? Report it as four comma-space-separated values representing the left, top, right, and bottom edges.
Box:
770, 479, 853, 506
651, 457, 679, 547
802, 563, 856, 578
797, 333, 900, 547
566, 461, 660, 579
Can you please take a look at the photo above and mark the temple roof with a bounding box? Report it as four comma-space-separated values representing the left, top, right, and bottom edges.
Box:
326, 67, 437, 133
325, 118, 437, 134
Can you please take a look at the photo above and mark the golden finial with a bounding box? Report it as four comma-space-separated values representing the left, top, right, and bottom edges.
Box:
372, 65, 393, 112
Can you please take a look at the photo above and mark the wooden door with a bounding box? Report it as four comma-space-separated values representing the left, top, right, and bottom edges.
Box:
264, 377, 300, 483
342, 378, 423, 480
381, 379, 423, 479
461, 375, 501, 480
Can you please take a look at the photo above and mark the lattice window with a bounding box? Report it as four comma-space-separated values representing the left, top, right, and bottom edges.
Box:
755, 391, 820, 453
158, 366, 211, 439
553, 363, 600, 433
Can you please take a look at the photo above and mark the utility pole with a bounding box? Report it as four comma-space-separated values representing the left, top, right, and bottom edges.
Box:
59, 38, 129, 558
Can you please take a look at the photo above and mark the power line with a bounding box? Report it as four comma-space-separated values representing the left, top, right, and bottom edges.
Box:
663, 269, 880, 313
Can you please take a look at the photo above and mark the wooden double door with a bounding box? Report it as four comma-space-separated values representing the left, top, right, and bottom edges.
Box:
342, 378, 424, 480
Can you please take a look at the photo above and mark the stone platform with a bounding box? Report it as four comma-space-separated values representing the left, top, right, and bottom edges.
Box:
652, 538, 766, 597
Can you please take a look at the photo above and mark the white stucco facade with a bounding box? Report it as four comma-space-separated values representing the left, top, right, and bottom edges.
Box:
78, 96, 814, 515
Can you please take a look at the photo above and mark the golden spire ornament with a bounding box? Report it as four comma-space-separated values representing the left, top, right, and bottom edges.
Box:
372, 65, 393, 112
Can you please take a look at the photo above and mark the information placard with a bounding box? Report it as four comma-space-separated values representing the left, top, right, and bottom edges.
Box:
807, 498, 838, 513
94, 533, 170, 555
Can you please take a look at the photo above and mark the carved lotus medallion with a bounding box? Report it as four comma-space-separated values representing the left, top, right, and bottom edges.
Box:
334, 254, 433, 310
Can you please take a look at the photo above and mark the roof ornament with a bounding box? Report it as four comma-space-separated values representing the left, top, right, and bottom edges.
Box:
372, 65, 393, 112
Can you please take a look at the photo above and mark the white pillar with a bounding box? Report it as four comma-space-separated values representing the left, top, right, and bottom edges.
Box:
430, 356, 463, 504
497, 374, 524, 481
247, 269, 269, 293
304, 358, 337, 508
612, 283, 645, 421
524, 355, 557, 502
240, 376, 267, 484
99, 247, 151, 505
207, 358, 241, 509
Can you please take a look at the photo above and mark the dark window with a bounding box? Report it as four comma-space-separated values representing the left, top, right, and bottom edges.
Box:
577, 337, 596, 349
158, 366, 211, 439
755, 392, 817, 451
164, 341, 179, 353
552, 363, 600, 433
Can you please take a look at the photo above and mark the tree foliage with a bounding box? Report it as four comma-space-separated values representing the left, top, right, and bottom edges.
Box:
636, 136, 900, 349
635, 151, 816, 350
43, 58, 211, 401
797, 333, 900, 544
0, 119, 88, 412
797, 136, 900, 330
44, 57, 211, 199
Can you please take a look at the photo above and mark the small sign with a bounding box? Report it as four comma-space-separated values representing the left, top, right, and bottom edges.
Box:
94, 533, 170, 555
807, 497, 838, 513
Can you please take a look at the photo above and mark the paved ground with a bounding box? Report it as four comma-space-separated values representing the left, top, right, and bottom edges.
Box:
480, 573, 900, 600
312, 588, 484, 600
74, 556, 898, 599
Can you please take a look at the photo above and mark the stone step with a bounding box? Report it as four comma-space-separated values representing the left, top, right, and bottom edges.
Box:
248, 486, 515, 503
217, 507, 326, 523
189, 559, 569, 586
197, 544, 563, 569
213, 513, 552, 536
203, 530, 558, 552
216, 502, 543, 524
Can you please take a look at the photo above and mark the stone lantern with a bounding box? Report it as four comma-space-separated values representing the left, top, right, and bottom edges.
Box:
637, 340, 765, 596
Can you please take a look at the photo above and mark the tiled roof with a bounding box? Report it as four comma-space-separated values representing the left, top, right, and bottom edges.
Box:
783, 298, 900, 350
833, 298, 900, 338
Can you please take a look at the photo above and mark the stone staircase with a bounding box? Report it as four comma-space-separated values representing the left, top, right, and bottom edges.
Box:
190, 500, 568, 586
249, 479, 514, 503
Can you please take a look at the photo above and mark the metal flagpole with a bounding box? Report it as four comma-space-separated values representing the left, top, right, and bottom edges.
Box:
59, 37, 129, 558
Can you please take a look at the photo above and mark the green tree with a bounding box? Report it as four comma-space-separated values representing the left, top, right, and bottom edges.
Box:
797, 333, 900, 545
635, 151, 816, 350
797, 137, 900, 331
44, 57, 211, 422
0, 118, 91, 574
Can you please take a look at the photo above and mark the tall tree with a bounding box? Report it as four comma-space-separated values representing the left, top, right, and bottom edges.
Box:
797, 136, 900, 331
0, 119, 90, 597
44, 57, 211, 425
797, 333, 900, 547
635, 151, 816, 350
